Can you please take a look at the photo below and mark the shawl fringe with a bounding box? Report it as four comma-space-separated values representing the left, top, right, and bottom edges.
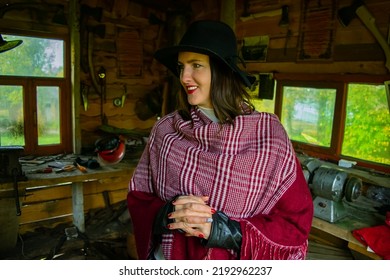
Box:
240, 220, 308, 260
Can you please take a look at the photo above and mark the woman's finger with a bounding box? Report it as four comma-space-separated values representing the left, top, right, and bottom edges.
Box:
168, 220, 212, 239
173, 195, 209, 205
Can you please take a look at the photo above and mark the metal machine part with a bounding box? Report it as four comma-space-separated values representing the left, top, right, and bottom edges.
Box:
345, 176, 362, 202
309, 165, 362, 223
301, 157, 322, 183
312, 166, 348, 202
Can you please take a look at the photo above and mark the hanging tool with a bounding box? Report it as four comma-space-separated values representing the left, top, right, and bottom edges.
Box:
279, 5, 289, 27
121, 84, 127, 108
338, 0, 390, 71
97, 66, 107, 124
80, 4, 104, 73
113, 84, 127, 108
240, 7, 283, 22
80, 82, 89, 111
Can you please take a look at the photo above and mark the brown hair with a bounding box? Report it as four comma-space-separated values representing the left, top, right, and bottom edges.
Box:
177, 56, 254, 124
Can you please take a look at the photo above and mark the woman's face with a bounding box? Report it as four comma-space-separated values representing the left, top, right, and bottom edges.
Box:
178, 52, 212, 108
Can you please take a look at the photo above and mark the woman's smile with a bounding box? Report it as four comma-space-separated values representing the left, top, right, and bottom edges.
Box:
186, 85, 198, 94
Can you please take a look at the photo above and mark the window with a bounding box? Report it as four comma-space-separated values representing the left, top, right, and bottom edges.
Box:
248, 74, 275, 113
275, 74, 389, 172
342, 83, 389, 165
280, 85, 336, 147
250, 91, 275, 113
0, 34, 71, 155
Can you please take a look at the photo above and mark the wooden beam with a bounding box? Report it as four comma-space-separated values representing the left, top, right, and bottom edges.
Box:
69, 0, 81, 154
220, 0, 236, 30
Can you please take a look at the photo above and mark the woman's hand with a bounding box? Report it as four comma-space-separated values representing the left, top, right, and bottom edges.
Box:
167, 195, 215, 239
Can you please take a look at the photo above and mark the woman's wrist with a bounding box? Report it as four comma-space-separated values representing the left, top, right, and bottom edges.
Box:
152, 195, 179, 235
202, 211, 242, 251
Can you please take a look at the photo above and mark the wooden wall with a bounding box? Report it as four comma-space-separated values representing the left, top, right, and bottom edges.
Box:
235, 0, 390, 75
78, 0, 165, 148
78, 0, 221, 149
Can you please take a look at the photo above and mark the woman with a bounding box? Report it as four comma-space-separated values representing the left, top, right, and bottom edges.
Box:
127, 20, 313, 260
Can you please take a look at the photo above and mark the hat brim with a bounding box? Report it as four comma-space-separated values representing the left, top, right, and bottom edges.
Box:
154, 45, 255, 88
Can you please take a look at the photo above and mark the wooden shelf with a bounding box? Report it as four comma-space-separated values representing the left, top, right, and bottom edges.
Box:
311, 217, 382, 259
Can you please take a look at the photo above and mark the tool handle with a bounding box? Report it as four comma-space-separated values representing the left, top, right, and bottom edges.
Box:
75, 162, 87, 173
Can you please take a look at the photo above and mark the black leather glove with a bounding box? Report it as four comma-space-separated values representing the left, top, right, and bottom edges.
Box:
203, 211, 242, 251
152, 195, 178, 235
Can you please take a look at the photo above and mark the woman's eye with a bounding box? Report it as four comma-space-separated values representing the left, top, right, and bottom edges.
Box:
193, 63, 201, 69
176, 64, 184, 73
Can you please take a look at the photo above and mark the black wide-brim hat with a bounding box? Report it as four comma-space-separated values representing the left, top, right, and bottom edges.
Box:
154, 20, 255, 88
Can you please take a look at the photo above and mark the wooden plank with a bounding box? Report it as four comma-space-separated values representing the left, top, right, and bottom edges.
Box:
311, 217, 362, 246
309, 228, 348, 248
83, 189, 128, 210
266, 42, 386, 63
306, 252, 352, 260
70, 0, 82, 154
0, 162, 135, 192
310, 216, 384, 260
20, 188, 127, 224
19, 199, 73, 225
245, 61, 388, 75
307, 237, 354, 259
309, 242, 351, 256
23, 185, 72, 204
348, 242, 382, 260
116, 28, 143, 78
0, 18, 68, 34
19, 215, 73, 234
22, 177, 129, 204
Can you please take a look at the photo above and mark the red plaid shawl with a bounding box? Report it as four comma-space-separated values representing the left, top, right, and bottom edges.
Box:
127, 108, 313, 259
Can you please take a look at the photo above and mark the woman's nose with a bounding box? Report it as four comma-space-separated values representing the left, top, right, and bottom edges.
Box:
180, 66, 192, 82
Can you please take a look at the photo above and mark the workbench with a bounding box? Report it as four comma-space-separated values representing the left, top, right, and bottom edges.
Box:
311, 216, 383, 259
0, 160, 136, 233
297, 154, 389, 259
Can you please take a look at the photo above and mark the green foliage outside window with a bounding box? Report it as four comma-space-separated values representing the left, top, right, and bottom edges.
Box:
281, 87, 335, 147
279, 83, 389, 166
0, 35, 63, 77
343, 84, 389, 165
0, 35, 64, 148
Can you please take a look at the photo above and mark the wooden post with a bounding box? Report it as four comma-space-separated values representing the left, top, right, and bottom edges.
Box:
69, 0, 81, 154
72, 182, 85, 233
220, 0, 235, 30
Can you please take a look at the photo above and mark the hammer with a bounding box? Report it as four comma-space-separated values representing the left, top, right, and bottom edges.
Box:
338, 0, 390, 72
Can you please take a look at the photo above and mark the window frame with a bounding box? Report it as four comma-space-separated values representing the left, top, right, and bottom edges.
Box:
274, 73, 389, 173
0, 31, 72, 156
